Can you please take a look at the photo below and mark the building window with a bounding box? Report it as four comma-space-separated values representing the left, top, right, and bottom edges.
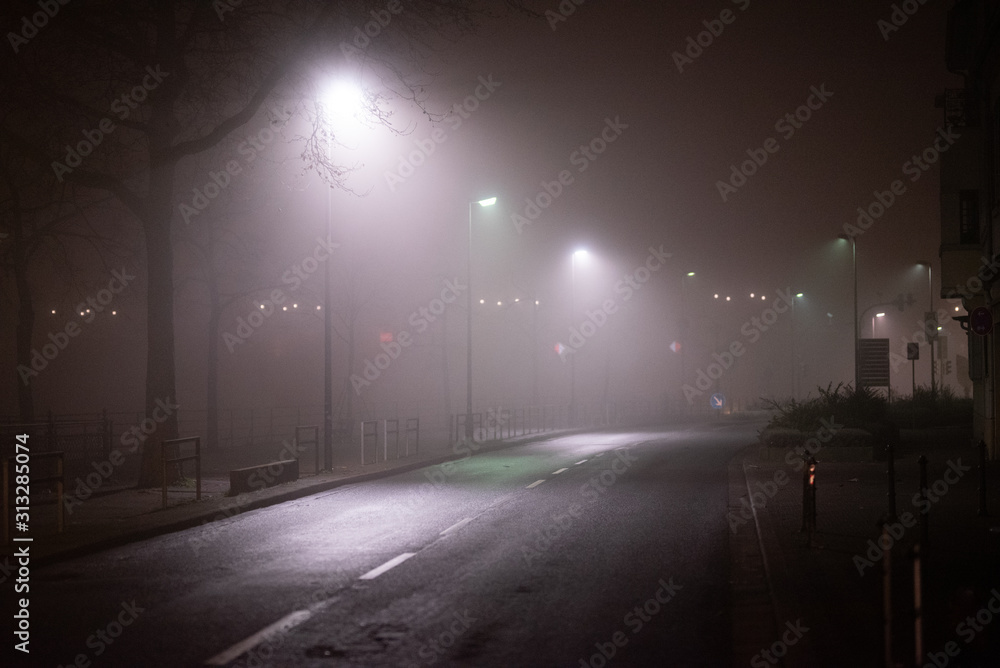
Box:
960, 190, 980, 245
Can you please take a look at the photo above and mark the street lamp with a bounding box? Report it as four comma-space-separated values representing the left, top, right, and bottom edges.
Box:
873, 312, 885, 337
466, 196, 497, 439
838, 234, 859, 390
680, 272, 695, 412
569, 249, 589, 426
916, 261, 936, 398
791, 292, 804, 399
317, 79, 363, 470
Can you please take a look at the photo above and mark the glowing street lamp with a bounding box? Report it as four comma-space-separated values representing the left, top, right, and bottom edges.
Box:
838, 234, 859, 390
466, 196, 497, 439
916, 261, 936, 398
569, 249, 589, 426
873, 312, 885, 337
318, 79, 363, 469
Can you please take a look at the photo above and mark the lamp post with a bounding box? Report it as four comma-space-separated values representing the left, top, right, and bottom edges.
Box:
873, 312, 885, 337
791, 292, 804, 399
318, 81, 364, 470
681, 272, 695, 411
569, 249, 589, 426
466, 197, 497, 440
917, 261, 936, 399
838, 234, 859, 390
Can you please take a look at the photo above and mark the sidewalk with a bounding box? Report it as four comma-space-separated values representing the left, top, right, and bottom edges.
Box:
730, 426, 1000, 667
11, 428, 585, 567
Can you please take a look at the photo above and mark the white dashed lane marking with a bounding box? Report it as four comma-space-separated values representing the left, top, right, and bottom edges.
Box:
359, 553, 417, 580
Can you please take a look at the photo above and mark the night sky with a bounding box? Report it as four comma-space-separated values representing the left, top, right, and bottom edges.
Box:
1, 0, 962, 417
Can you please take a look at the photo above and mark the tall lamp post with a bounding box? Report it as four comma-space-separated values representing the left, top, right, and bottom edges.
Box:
917, 261, 936, 398
791, 292, 804, 399
318, 81, 363, 469
569, 249, 589, 426
680, 272, 695, 410
466, 197, 497, 439
838, 234, 859, 390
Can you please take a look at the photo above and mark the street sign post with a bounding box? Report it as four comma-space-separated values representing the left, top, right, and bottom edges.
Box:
907, 343, 919, 397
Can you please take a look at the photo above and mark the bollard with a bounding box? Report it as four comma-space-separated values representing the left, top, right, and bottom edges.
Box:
913, 543, 923, 667
917, 455, 929, 554
801, 456, 817, 536
886, 442, 897, 522
882, 522, 893, 668
978, 439, 988, 517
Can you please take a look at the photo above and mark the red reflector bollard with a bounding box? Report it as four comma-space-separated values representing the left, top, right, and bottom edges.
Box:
801, 456, 817, 539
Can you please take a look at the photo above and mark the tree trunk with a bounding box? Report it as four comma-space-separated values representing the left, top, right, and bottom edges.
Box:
206, 277, 221, 451
135, 156, 180, 488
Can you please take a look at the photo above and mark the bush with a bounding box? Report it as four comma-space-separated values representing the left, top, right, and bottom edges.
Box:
887, 385, 972, 428
764, 382, 887, 433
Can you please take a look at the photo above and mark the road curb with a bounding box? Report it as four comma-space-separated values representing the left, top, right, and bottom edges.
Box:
728, 443, 819, 667
33, 427, 601, 567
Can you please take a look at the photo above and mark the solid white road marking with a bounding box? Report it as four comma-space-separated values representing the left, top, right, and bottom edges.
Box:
552, 468, 568, 475
359, 552, 417, 580
441, 518, 473, 535
526, 480, 546, 489
205, 609, 313, 666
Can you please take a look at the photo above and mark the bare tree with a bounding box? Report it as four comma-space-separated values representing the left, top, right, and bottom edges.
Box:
0, 0, 536, 486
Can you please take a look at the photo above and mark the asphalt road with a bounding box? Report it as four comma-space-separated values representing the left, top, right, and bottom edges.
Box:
17, 422, 757, 667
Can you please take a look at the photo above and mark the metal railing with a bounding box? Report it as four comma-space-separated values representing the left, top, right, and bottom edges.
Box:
161, 437, 201, 510
294, 425, 320, 473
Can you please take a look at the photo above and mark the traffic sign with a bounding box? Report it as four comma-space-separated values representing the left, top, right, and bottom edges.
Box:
906, 343, 919, 361
710, 393, 725, 409
971, 306, 993, 336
